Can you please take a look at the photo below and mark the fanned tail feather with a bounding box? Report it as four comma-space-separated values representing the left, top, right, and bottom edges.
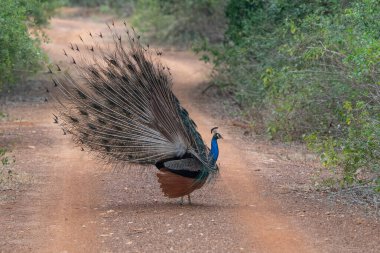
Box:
50, 23, 213, 172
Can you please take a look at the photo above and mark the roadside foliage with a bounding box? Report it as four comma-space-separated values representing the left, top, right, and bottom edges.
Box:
197, 0, 380, 190
0, 0, 62, 91
131, 0, 226, 47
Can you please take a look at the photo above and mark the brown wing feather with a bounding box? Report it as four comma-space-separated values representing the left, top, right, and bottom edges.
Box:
156, 169, 205, 198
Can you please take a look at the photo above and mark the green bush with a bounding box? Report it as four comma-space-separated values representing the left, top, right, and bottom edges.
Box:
131, 0, 227, 46
0, 147, 30, 191
0, 148, 10, 167
0, 0, 62, 91
67, 0, 134, 16
68, 0, 127, 7
199, 0, 379, 189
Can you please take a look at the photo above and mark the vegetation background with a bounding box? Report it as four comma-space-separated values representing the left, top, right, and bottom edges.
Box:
1, 0, 379, 194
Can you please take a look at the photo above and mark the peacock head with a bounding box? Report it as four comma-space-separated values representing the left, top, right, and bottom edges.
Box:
211, 127, 223, 140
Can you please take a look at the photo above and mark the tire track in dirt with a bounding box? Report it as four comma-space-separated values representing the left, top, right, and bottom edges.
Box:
42, 147, 101, 253
164, 54, 316, 253
0, 105, 102, 252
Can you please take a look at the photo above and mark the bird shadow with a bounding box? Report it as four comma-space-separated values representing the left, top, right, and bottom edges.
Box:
101, 200, 235, 213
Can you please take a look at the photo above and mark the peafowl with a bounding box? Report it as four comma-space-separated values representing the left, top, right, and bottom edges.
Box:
49, 23, 222, 204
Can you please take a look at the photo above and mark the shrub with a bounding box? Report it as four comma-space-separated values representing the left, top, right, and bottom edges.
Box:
68, 0, 127, 8
199, 0, 380, 189
0, 0, 62, 91
66, 0, 134, 16
131, 0, 227, 46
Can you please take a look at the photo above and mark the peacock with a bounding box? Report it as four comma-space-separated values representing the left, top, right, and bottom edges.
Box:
49, 22, 222, 204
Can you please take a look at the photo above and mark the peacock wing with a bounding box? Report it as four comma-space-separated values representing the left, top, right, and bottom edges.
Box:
163, 158, 202, 172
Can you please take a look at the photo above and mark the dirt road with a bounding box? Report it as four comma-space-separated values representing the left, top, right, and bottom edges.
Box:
1, 11, 379, 253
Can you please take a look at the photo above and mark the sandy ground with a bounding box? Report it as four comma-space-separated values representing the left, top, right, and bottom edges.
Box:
0, 10, 379, 253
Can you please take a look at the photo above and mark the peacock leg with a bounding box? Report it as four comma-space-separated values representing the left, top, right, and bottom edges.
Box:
187, 194, 192, 205
180, 196, 184, 205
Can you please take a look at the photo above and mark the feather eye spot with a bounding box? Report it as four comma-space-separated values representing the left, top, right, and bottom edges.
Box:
53, 114, 59, 124
122, 76, 129, 83
113, 125, 122, 131
79, 109, 88, 116
122, 109, 131, 116
91, 103, 103, 111
107, 99, 116, 107
93, 85, 102, 93
77, 89, 87, 99
69, 116, 79, 123
127, 64, 135, 72
88, 123, 97, 130
107, 71, 116, 79
109, 59, 118, 66
104, 84, 113, 92
97, 118, 106, 125
90, 69, 100, 78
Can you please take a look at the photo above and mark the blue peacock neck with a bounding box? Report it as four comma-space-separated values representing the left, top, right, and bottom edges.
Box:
210, 136, 219, 163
